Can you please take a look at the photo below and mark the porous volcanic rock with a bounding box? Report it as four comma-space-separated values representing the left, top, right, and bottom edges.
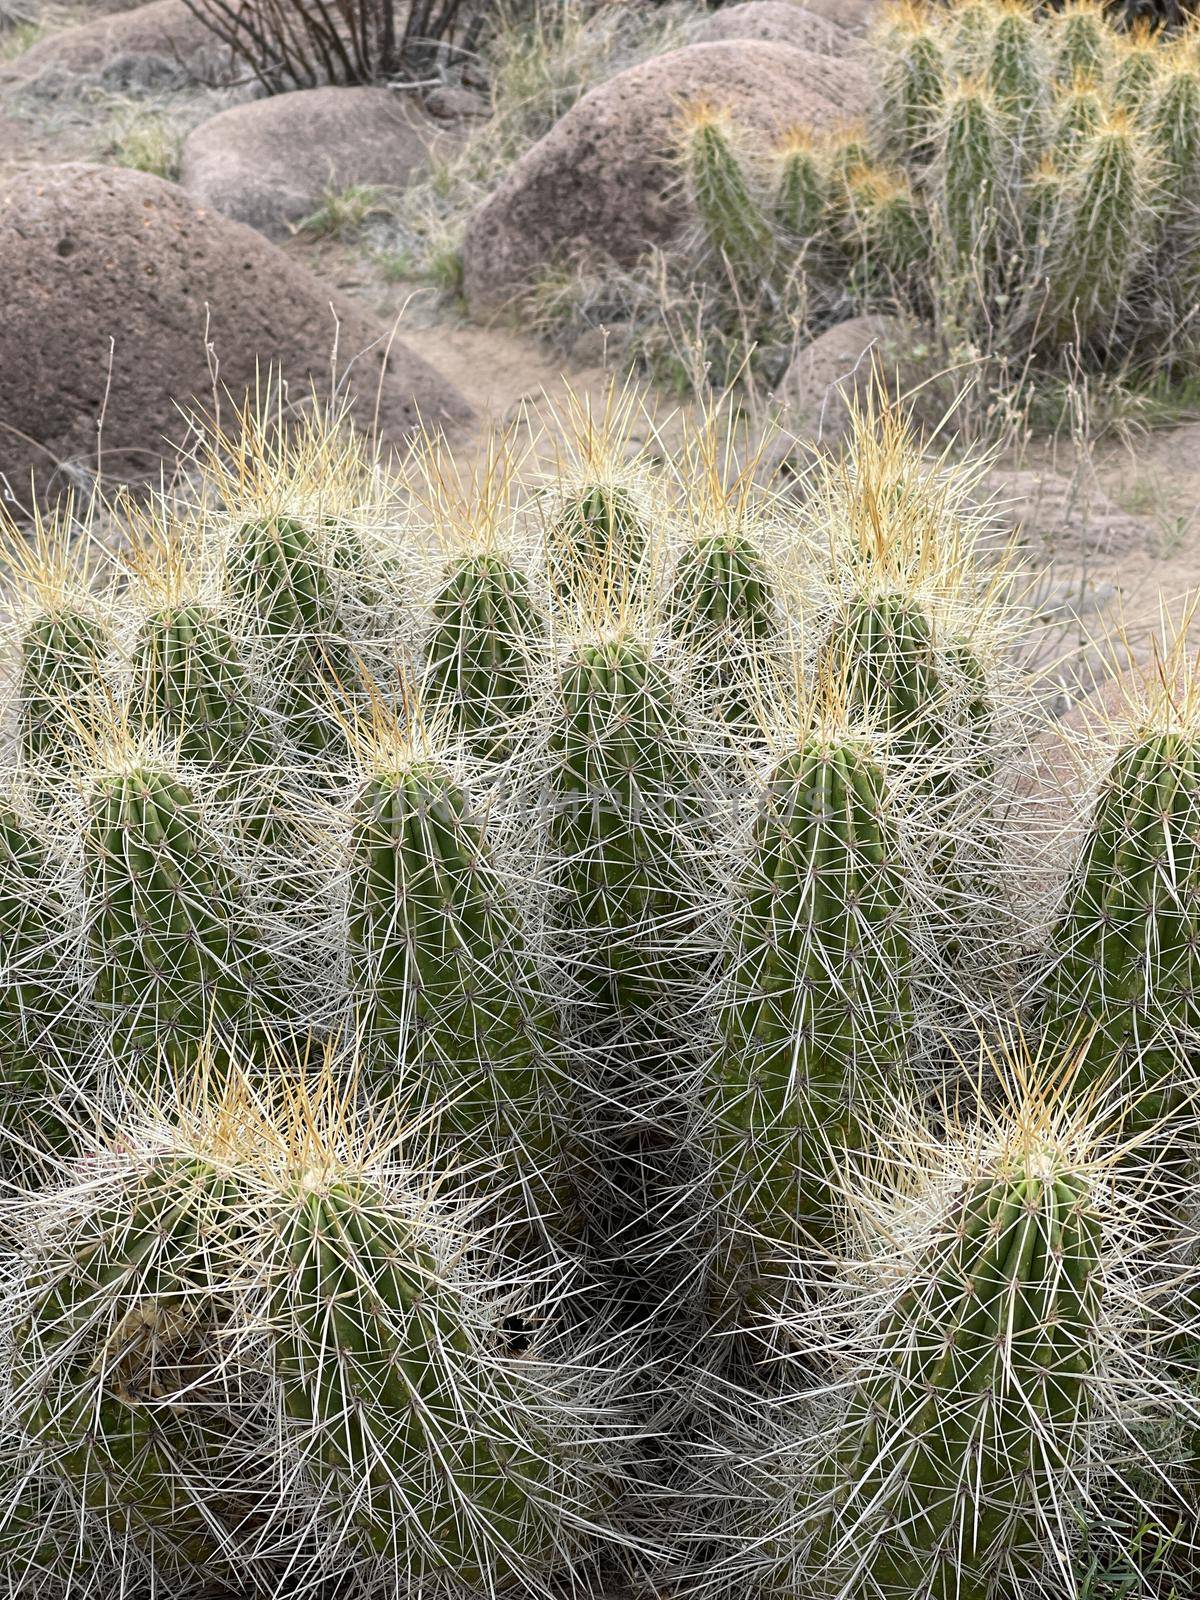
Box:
776, 314, 931, 453
695, 2, 857, 55
180, 87, 441, 239
462, 40, 868, 311
800, 0, 881, 33
0, 164, 472, 501
10, 0, 231, 86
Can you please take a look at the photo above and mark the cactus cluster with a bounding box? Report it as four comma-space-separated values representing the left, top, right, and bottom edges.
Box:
0, 391, 1198, 1598
677, 0, 1200, 390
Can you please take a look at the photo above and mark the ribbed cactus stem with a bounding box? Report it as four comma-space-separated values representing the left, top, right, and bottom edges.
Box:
548, 484, 648, 607
948, 0, 995, 75
1055, 1, 1110, 85
9, 1152, 247, 1585
84, 764, 278, 1075
346, 759, 566, 1227
670, 530, 776, 727
225, 515, 359, 758
130, 602, 275, 770
1148, 58, 1200, 197
1040, 730, 1200, 1137
1052, 113, 1148, 342
987, 5, 1043, 126
423, 552, 542, 757
707, 733, 914, 1323
879, 14, 946, 160
935, 80, 1002, 263
683, 110, 773, 284
819, 593, 948, 761
1111, 26, 1163, 116
844, 166, 927, 284
773, 132, 826, 241
809, 1147, 1102, 1599
1052, 72, 1106, 159
270, 1171, 571, 1585
0, 803, 75, 1158
19, 607, 110, 772
547, 634, 707, 1027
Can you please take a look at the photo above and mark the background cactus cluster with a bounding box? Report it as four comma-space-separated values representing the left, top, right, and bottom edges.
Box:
676, 0, 1200, 404
1, 390, 1199, 1598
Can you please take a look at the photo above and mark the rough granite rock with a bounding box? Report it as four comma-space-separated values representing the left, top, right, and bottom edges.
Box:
180, 87, 442, 239
776, 314, 932, 453
695, 1, 858, 56
0, 164, 472, 502
463, 40, 868, 311
799, 0, 882, 33
9, 0, 231, 87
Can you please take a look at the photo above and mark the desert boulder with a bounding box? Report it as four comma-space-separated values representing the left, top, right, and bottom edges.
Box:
180, 87, 443, 239
0, 164, 472, 501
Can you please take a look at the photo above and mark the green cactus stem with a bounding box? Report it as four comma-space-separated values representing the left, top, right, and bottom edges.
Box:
270, 1171, 574, 1586
773, 134, 826, 242
683, 111, 774, 289
346, 758, 567, 1232
9, 1153, 251, 1587
83, 764, 279, 1078
19, 607, 110, 773
707, 733, 914, 1327
547, 484, 649, 609
670, 530, 777, 729
423, 552, 542, 758
1040, 730, 1200, 1139
129, 602, 276, 772
546, 633, 708, 1029
808, 1149, 1102, 1600
225, 515, 360, 760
